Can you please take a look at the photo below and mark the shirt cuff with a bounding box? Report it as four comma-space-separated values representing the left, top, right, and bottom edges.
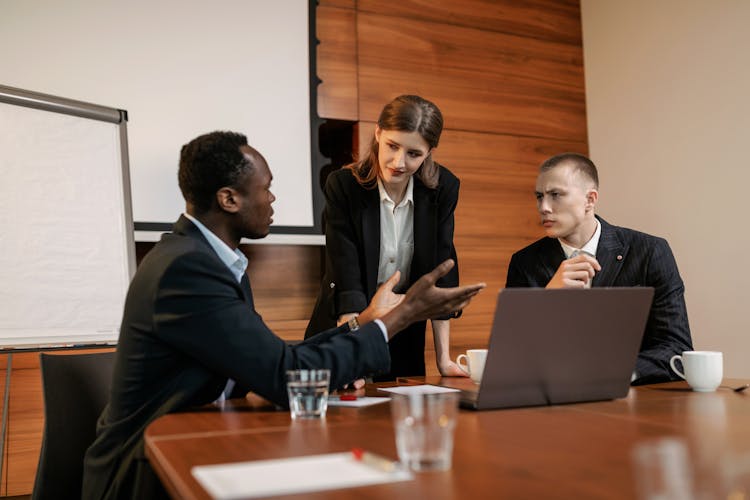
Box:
373, 319, 388, 343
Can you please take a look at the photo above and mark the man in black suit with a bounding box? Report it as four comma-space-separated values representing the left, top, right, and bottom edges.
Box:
505, 152, 692, 385
82, 131, 484, 500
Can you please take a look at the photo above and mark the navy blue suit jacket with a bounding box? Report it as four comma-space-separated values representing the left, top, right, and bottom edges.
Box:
82, 216, 390, 500
505, 216, 692, 384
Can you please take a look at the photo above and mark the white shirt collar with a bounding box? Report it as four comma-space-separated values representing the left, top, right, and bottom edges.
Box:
377, 176, 414, 208
559, 218, 601, 259
183, 213, 248, 283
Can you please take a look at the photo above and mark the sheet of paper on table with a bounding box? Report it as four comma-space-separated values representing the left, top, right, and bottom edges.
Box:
378, 384, 460, 396
327, 396, 391, 407
192, 452, 412, 499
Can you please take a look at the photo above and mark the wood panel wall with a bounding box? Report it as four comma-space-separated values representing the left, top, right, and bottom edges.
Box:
1, 1, 587, 495
346, 0, 588, 357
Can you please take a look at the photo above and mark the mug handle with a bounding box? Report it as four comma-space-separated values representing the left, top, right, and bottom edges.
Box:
456, 354, 470, 375
669, 355, 686, 380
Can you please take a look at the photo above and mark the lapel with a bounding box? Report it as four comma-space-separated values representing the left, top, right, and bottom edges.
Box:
240, 273, 255, 310
410, 179, 437, 284
173, 215, 254, 306
592, 216, 628, 287
360, 188, 381, 298
538, 237, 567, 283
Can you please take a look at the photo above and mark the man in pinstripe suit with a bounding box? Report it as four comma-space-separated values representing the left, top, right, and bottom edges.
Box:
505, 153, 693, 385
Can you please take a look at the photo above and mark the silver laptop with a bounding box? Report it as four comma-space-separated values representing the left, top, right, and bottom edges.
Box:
437, 287, 654, 410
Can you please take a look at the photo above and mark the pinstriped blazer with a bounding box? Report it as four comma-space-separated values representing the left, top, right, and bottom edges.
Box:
505, 216, 693, 384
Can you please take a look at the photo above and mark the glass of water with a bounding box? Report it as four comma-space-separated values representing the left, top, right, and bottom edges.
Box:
390, 392, 460, 471
286, 369, 330, 419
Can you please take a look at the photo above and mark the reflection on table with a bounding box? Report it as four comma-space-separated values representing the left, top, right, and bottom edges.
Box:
144, 378, 750, 499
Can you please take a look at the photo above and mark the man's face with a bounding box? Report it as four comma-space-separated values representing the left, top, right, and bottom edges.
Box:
534, 163, 596, 241
234, 146, 275, 239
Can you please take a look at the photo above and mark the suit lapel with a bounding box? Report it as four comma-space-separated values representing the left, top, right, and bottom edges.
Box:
240, 273, 255, 310
539, 238, 566, 283
592, 217, 628, 287
174, 215, 255, 306
361, 189, 381, 297
410, 181, 436, 284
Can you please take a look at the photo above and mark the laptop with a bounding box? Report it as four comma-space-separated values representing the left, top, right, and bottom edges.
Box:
428, 287, 654, 410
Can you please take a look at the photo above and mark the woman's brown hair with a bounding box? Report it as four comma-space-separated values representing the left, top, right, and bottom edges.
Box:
347, 95, 443, 189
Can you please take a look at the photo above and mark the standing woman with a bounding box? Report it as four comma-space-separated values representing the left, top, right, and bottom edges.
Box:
305, 95, 466, 380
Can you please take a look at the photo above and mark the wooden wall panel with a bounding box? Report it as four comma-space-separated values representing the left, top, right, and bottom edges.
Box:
357, 0, 582, 45
6, 353, 42, 496
317, 6, 359, 120
356, 11, 586, 141
319, 0, 355, 9
240, 244, 322, 341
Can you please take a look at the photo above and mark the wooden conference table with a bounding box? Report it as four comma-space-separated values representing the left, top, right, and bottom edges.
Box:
145, 377, 750, 499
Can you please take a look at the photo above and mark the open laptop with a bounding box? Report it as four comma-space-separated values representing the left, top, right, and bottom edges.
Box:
427, 287, 654, 410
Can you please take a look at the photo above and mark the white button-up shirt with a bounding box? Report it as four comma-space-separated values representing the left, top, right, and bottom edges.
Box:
376, 177, 414, 291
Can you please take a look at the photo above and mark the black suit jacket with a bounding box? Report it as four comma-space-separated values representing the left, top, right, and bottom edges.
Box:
305, 166, 460, 378
82, 216, 390, 500
505, 216, 692, 384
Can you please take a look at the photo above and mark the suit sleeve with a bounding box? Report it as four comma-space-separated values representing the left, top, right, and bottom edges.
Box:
153, 251, 390, 406
633, 238, 693, 384
323, 172, 369, 316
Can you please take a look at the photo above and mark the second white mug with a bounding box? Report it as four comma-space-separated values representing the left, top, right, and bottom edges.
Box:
456, 349, 488, 384
669, 351, 722, 392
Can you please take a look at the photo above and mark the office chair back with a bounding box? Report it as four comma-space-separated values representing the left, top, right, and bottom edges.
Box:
32, 351, 115, 500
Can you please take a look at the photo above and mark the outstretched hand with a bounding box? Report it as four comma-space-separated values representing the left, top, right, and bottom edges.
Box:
359, 271, 405, 325
380, 260, 485, 339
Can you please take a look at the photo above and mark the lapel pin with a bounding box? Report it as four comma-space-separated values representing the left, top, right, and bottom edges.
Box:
617, 255, 623, 261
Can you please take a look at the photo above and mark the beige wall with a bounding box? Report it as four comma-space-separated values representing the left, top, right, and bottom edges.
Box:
581, 0, 750, 377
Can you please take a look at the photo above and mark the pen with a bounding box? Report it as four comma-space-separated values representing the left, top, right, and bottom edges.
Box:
351, 447, 398, 473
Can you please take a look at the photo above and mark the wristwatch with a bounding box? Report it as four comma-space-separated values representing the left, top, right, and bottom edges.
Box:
347, 316, 360, 332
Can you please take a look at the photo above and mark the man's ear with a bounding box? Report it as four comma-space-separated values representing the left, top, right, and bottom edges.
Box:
216, 187, 240, 213
585, 188, 598, 212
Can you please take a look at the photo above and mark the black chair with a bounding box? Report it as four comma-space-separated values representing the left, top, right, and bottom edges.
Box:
32, 351, 115, 500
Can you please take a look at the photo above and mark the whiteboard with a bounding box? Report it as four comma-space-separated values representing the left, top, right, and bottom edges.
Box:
0, 0, 322, 239
0, 86, 135, 348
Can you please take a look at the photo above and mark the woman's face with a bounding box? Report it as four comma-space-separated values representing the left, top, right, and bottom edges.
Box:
375, 126, 431, 192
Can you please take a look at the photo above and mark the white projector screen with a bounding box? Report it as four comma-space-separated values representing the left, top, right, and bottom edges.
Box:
0, 0, 323, 243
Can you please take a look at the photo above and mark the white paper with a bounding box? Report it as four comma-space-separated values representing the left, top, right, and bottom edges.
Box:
378, 385, 460, 396
192, 452, 412, 499
327, 396, 391, 408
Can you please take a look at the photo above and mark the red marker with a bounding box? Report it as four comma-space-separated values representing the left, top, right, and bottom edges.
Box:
351, 448, 398, 472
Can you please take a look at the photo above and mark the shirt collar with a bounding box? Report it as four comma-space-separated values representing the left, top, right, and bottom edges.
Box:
376, 176, 414, 208
559, 218, 601, 259
183, 213, 248, 283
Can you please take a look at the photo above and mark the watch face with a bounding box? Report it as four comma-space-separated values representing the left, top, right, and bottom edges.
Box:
348, 317, 360, 331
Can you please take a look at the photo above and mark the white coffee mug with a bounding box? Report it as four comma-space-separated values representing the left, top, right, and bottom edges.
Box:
669, 351, 723, 392
456, 349, 488, 384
